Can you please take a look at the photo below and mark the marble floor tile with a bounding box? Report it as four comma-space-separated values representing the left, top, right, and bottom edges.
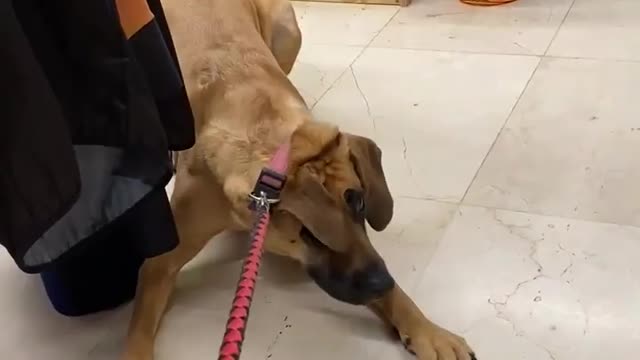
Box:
548, 0, 640, 61
313, 47, 538, 202
465, 58, 640, 226
292, 2, 398, 46
413, 205, 640, 360
0, 248, 112, 360
373, 0, 573, 55
289, 43, 363, 108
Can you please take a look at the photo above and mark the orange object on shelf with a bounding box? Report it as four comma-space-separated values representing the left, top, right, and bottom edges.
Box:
460, 0, 518, 5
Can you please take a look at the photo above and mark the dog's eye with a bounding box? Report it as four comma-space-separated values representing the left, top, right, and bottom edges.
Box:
344, 189, 365, 215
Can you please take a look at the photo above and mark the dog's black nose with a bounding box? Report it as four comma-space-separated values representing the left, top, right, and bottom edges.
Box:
354, 263, 395, 297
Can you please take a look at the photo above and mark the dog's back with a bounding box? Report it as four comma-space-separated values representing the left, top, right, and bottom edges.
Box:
161, 0, 306, 221
161, 0, 305, 132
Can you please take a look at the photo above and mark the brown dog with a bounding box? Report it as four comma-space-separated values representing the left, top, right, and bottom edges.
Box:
121, 0, 476, 359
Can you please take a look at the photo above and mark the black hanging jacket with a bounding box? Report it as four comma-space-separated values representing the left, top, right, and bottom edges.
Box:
0, 0, 194, 273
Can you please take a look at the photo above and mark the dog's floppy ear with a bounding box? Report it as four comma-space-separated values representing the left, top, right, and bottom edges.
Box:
280, 170, 351, 252
346, 134, 393, 231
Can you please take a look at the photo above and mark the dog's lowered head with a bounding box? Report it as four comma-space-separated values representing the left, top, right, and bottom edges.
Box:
265, 121, 395, 305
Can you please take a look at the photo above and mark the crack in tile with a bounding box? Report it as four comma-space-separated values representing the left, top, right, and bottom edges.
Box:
487, 216, 593, 357
488, 274, 545, 337
401, 137, 408, 159
296, 4, 309, 21
487, 213, 555, 340
486, 185, 530, 207
512, 41, 532, 54
556, 243, 573, 274
295, 61, 328, 108
579, 300, 590, 336
265, 316, 292, 359
492, 211, 543, 272
544, 347, 558, 360
557, 244, 590, 335
350, 65, 376, 131
397, 225, 408, 238
425, 12, 464, 19
487, 274, 564, 360
559, 261, 573, 277
401, 137, 413, 177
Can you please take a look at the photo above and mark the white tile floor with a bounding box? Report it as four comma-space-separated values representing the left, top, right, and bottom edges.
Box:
2, 0, 640, 359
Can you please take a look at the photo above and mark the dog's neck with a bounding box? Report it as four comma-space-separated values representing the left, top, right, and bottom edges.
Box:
203, 95, 309, 229
197, 90, 309, 192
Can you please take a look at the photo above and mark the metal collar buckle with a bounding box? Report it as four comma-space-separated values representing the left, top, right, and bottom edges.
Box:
248, 168, 287, 212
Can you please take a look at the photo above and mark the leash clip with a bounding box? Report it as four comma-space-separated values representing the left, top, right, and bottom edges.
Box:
248, 168, 287, 212
248, 191, 279, 211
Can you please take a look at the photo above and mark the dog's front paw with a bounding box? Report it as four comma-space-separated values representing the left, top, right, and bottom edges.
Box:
400, 326, 476, 360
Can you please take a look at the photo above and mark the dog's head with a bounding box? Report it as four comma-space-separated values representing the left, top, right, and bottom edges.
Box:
267, 122, 394, 305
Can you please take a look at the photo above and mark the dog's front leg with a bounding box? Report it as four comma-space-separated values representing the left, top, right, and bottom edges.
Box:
122, 174, 230, 360
370, 284, 476, 360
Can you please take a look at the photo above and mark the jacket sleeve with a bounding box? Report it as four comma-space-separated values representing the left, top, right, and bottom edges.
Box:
1, 0, 194, 272
128, 0, 196, 151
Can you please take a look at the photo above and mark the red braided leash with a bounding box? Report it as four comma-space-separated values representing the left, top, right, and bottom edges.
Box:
218, 210, 270, 360
218, 144, 290, 360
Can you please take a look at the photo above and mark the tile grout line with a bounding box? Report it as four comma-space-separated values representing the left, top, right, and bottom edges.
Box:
366, 45, 544, 58
458, 54, 543, 203
402, 202, 465, 300
544, 54, 640, 64
543, 0, 577, 57
398, 194, 640, 230
398, 195, 459, 205
364, 45, 640, 65
462, 201, 640, 230
458, 0, 576, 202
454, 0, 581, 205
310, 7, 401, 111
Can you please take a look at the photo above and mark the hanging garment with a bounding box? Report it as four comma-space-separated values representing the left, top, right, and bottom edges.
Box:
0, 0, 195, 273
